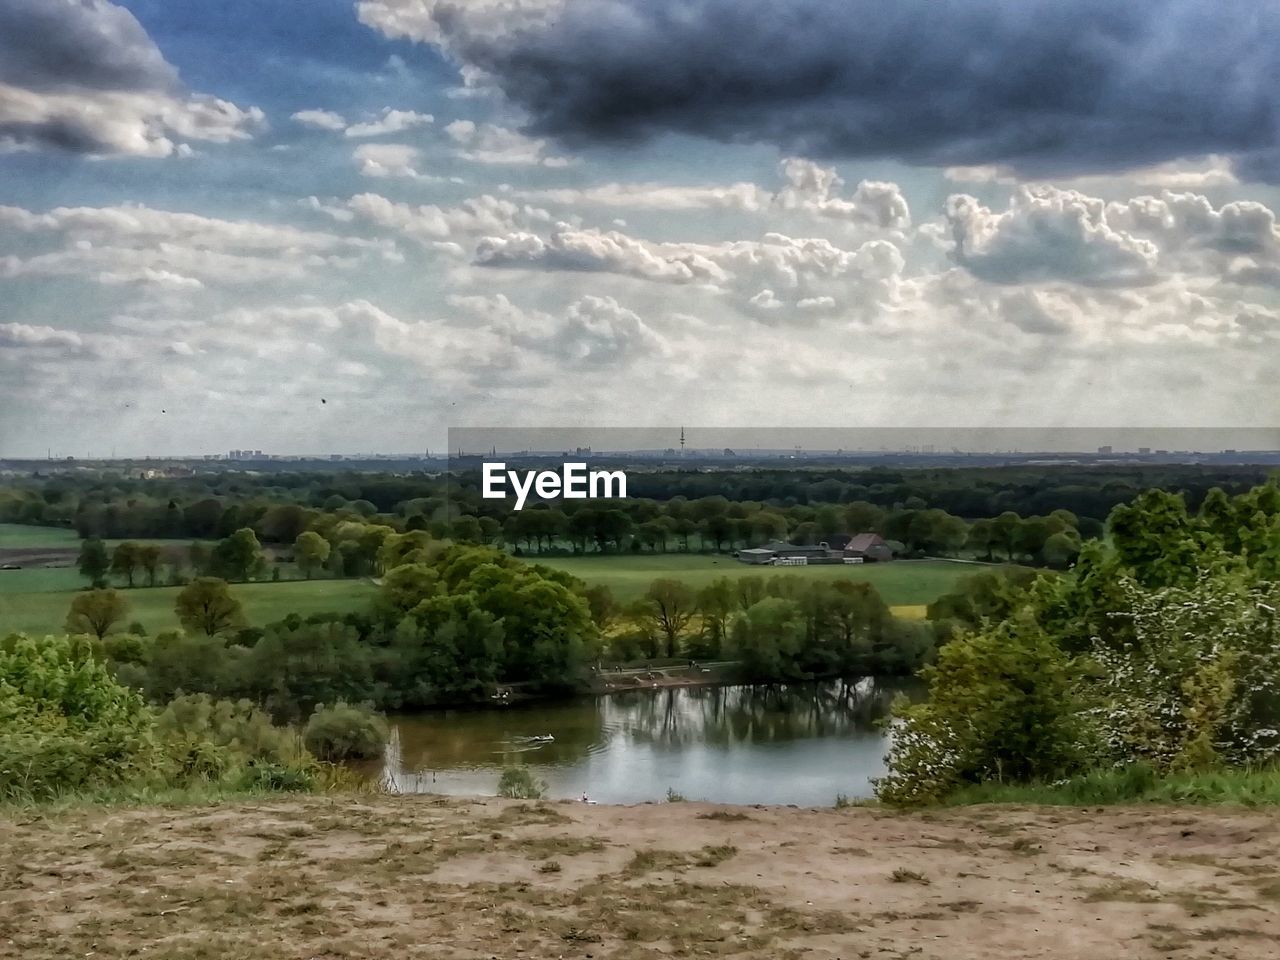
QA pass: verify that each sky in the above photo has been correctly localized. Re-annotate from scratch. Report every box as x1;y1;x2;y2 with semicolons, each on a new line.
1;0;1279;457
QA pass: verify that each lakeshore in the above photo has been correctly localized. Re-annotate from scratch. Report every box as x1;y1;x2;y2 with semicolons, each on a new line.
3;795;1278;959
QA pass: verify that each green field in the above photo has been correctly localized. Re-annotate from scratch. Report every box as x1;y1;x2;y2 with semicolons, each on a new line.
0;523;79;549
533;554;979;606
0;520;979;635
0;579;377;637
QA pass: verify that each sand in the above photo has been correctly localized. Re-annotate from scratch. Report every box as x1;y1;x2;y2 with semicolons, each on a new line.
1;796;1278;959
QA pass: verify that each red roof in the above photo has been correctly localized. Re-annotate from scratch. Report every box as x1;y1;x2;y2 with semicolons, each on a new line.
844;533;886;552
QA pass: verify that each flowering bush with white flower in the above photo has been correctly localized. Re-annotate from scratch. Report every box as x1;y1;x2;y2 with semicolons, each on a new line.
1090;575;1280;771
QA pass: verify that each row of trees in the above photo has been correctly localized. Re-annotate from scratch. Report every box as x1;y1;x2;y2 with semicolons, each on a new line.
12;461;1254;547
607;576;932;677
77;528;269;588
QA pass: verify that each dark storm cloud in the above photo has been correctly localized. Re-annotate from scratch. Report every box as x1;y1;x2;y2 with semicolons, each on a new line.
0;0;178;92
430;0;1280;180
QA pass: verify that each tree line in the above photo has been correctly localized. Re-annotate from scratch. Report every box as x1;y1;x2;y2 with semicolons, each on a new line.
3;463;1270;543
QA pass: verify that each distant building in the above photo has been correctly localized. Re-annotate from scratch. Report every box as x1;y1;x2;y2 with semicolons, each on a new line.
1097;445;1113;455
843;533;894;563
733;535;894;565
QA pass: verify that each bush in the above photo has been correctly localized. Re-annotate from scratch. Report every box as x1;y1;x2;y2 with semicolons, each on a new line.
0;635;163;800
497;766;547;799
156;693;317;786
302;701;388;761
875;612;1090;807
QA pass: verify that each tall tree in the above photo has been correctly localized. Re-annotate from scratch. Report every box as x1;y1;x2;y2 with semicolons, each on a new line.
643;579;697;658
65;589;130;640
109;542;142;588
175;578;245;637
77;537;109;587
294;531;331;580
210;528;266;582
137;545;164;587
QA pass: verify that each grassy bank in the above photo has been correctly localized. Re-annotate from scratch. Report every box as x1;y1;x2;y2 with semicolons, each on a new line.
946;765;1280;808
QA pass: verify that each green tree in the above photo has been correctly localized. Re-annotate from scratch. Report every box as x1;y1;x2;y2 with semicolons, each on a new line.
210;528;266;582
389;594;505;706
1042;530;1082;569
110;541;142;588
77;537;110;587
137;544;164;587
965;518;997;561
1108;490;1204;587
175;578;245;637
375;563;443;622
729;597;805;680
876;612;1088;806
65;589;130;640
992;511;1023;562
643;578;697;658
293;531;331;580
696;578;737;655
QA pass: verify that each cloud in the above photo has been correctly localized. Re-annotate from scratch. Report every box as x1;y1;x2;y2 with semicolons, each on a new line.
0;0;262;157
0;202;395;288
946;155;1241;191
473;220;906;319
946;188;1160;287
345;108;434;138
945;186;1280;289
444;119;573;166
292;106;434;138
504;159;908;227
475;224;729;284
346;192;551;242
292;109;347;132
774;159;910;229
362;0;1280;183
353;143;427;179
506;181;769;212
0;321;85;352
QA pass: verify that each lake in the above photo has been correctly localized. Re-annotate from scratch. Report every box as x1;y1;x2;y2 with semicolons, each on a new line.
372;678;916;806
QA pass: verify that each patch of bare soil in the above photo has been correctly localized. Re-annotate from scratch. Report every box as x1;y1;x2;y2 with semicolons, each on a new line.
1;797;1278;959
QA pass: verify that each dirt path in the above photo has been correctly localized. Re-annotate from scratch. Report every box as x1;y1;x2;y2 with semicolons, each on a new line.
2;797;1277;959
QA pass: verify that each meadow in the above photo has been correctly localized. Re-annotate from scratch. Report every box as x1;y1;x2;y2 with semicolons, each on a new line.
0;578;378;637
0;523;973;635
0;523;78;548
534;553;977;606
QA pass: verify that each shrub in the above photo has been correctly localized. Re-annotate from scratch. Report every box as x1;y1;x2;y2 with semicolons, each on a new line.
875;612;1090;806
156;693;316;786
0;635;163;800
1090;576;1280;771
497;766;547;799
302;701;388;761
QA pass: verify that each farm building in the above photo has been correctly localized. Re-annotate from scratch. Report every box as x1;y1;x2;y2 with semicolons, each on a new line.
733;534;896;565
844;533;894;562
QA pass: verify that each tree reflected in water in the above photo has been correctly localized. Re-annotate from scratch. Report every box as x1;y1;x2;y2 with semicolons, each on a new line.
374;679;920;805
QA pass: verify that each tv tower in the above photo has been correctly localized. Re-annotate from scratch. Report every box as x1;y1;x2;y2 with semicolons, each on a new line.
680;426;686;456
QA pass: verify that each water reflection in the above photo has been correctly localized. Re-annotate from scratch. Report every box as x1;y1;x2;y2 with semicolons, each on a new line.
374;679;916;806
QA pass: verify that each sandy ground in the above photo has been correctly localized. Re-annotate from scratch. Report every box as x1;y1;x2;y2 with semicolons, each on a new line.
1;796;1278;959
